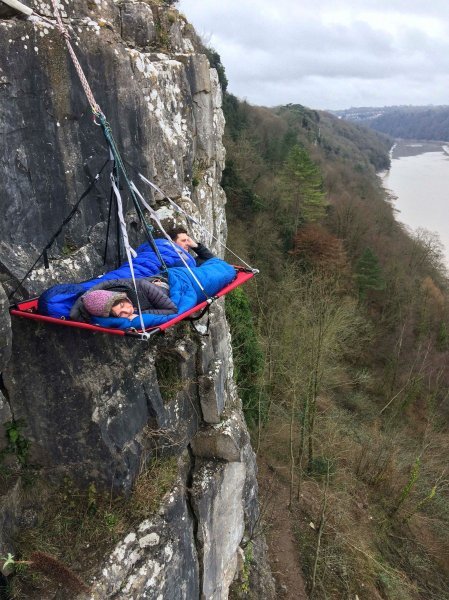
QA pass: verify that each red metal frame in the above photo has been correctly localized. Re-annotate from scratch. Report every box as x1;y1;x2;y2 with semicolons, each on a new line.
9;269;255;340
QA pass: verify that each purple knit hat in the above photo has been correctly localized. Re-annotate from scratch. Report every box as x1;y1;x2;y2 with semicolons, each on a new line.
81;290;129;317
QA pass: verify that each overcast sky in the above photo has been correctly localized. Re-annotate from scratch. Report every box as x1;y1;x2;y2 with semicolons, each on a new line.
177;0;449;110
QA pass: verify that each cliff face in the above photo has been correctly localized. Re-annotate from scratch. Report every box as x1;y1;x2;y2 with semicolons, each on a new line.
0;2;273;598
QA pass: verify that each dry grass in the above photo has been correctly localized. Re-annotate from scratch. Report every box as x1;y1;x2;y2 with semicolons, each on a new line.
257;402;449;599
131;456;178;518
8;456;178;598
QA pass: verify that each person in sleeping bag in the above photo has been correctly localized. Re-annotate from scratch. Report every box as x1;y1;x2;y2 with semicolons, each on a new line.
167;227;215;266
69;276;177;322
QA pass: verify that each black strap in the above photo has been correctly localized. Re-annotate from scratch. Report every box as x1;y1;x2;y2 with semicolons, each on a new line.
189;313;211;336
99;117;169;273
8;158;111;301
188;305;211;321
188;304;212;336
103;180;115;265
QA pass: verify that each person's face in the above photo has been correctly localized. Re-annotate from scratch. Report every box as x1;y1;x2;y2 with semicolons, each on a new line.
111;299;135;319
175;233;191;251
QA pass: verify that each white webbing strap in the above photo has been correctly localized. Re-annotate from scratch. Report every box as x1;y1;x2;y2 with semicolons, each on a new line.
130;182;209;298
4;0;57;28
139;174;202;227
138;173;256;272
110;176;146;332
2;0;33;15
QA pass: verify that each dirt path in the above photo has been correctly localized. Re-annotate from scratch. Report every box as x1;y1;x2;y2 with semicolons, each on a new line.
258;458;309;600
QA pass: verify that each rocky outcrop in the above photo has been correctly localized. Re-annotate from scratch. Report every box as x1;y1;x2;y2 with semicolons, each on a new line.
91;456;200;599
0;2;273;598
0;284;11;373
0;284;12;454
193;460;246;599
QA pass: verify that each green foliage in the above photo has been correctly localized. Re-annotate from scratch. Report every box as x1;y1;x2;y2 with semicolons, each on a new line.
221;159;262;217
241;541;253;594
222;93;250;141
308;456;336;477
1;420;30;469
204;47;228;93
87;482;97;515
279;145;328;245
355;247;385;301
225;287;265;425
1;553;15;570
376;570;414;600
272;267;368;471
131;456;178;518
154;18;171;51
223;89;449;599
391;456;421;516
61;236;78;256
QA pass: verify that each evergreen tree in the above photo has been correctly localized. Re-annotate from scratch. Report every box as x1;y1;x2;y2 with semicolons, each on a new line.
279;145;328;245
355;247;385;301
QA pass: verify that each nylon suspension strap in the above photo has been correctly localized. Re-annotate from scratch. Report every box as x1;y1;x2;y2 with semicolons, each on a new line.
109;175;146;333
138;174;259;274
130;182;212;301
1;0;33;15
8;157;111;301
97;115;168;273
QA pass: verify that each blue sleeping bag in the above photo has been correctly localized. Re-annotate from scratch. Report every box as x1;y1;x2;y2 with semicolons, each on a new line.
38;239;196;319
85;239;196;288
92;259;236;330
38;249;236;329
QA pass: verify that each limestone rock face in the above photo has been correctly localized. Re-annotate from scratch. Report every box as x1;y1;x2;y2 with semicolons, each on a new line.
0;391;11;455
0;3;272;598
120;2;156;49
91;464;199;600
3;323;204;489
191;408;250;462
192;460;246;600
0;284;11;374
0;284;12;455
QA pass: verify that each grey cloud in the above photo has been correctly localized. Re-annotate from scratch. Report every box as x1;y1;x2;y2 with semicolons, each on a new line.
178;0;449;109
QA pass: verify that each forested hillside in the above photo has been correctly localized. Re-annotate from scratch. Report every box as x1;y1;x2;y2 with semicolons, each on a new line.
217;62;449;599
334;105;449;141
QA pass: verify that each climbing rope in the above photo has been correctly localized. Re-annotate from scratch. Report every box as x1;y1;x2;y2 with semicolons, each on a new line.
50;0;102;116
9;0;257;280
47;0;172;329
48;0;166;273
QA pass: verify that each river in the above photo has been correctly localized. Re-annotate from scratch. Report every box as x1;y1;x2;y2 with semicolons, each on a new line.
381;140;449;266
